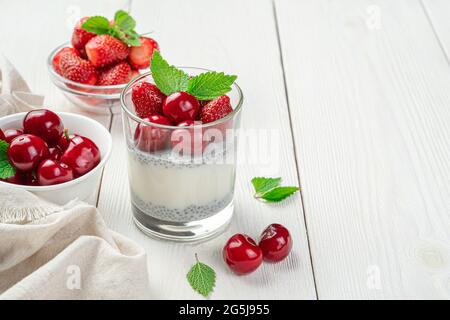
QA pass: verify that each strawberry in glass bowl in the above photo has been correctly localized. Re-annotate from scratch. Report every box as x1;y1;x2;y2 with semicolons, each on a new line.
47;10;159;114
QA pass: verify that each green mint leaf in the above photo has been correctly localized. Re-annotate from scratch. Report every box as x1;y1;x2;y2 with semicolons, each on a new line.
187;254;216;298
114;10;136;30
0;140;8;153
150;51;189;95
251;177;282;197
187;72;237;100
260;186;299;202
110;25;141;46
0;141;15;179
82;16;111;35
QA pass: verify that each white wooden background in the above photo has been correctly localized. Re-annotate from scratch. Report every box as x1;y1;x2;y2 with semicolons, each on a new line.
1;0;449;299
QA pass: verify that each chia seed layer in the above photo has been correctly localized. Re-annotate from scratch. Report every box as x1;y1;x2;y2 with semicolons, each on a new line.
131;190;233;222
127;139;234;169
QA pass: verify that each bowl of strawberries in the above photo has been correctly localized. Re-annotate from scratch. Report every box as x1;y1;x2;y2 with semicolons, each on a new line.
47;10;159;114
0;109;112;205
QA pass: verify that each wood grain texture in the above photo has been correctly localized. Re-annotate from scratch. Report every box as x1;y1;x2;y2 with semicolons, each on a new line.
422;0;450;60
275;0;450;299
96;0;317;299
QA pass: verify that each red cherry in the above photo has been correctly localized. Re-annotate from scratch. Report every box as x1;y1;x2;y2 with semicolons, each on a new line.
57;130;74;151
23;109;64;146
162;92;200;123
1;171;35;185
134;115;173;152
170;120;207;156
0;129;5;140
8;134;49;172
37;159;74;186
223;234;263;275
48;146;63;160
258;224;293;262
3;129;24;143
60;135;100;177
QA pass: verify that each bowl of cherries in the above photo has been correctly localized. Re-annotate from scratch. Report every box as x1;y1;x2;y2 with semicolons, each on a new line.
0;109;112;205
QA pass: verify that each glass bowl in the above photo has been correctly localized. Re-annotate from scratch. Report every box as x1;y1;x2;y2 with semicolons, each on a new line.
120;69;243;242
47;42;137;114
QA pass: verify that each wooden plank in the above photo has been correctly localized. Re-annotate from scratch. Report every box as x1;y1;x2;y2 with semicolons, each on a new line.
275;0;450;299
97;0;317;299
422;0;450;60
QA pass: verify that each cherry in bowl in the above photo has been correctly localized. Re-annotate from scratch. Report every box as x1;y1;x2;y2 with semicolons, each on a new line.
162;92;200;123
23;109;64;146
8;134;49;172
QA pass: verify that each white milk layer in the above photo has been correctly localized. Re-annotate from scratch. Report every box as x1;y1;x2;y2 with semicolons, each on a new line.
127;149;235;210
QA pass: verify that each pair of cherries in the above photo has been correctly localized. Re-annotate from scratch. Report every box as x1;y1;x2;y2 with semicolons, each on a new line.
223;224;293;275
2;109;100;186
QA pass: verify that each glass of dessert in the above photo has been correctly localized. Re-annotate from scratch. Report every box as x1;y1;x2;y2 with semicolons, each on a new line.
120;52;243;241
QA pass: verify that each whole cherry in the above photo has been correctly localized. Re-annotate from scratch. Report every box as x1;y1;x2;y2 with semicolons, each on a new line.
258;224;293;262
37;159;74;186
223;234;263;275
23;109;64;146
48;146;63;160
8;134;49;172
134;114;173;152
1;171;35;185
162;92;200;123
3;129;24;143
60;135;100;177
170;120;207;156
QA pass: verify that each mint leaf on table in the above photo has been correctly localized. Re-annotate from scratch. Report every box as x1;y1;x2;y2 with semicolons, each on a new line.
187;72;237;100
187;254;216;298
150;51;190;95
0;140;15;179
252;177;299;202
252;177;282;197
82;16;111;35
259;186;299;202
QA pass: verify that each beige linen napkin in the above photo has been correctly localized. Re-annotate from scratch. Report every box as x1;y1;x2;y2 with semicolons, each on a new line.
0;54;44;116
0;187;151;300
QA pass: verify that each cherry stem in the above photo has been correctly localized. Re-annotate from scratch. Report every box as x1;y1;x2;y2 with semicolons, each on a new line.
63;128;70;141
195;253;199;263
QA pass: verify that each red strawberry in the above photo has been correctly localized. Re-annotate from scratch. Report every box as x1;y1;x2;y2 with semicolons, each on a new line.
128;37;159;70
97;61;132;85
52;47;79;75
131;82;165;118
59;53;98;85
129;69;140;81
85;35;130;68
71;17;96;58
200;95;233;123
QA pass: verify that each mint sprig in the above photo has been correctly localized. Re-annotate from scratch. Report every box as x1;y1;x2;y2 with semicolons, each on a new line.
150;51;189;95
252;177;299;202
187;254;216;298
0;140;16;179
82;10;141;46
149;51;237;100
187;72;237;100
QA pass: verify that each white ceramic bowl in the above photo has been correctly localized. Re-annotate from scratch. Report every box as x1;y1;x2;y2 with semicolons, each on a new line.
0;112;112;205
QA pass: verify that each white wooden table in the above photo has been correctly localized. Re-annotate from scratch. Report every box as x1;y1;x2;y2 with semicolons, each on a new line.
1;0;450;299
